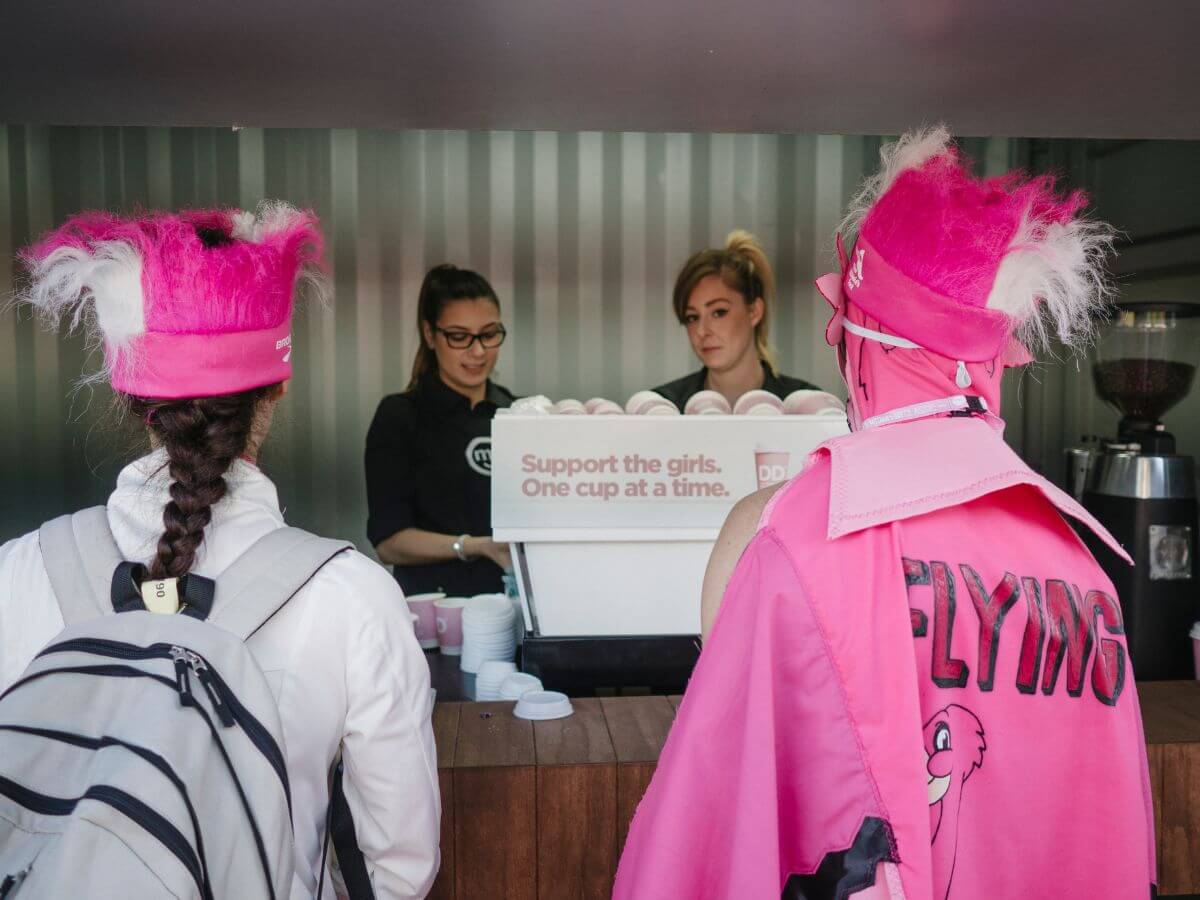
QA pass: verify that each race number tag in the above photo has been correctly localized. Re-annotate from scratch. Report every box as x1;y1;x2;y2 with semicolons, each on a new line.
142;577;181;614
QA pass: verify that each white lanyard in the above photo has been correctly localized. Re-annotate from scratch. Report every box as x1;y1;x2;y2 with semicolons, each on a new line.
842;318;975;389
860;394;988;430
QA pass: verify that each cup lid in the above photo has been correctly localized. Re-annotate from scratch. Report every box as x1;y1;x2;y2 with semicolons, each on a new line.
499;672;543;698
513;690;574;720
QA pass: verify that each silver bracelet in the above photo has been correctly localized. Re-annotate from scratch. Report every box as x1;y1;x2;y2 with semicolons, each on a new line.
452;534;471;562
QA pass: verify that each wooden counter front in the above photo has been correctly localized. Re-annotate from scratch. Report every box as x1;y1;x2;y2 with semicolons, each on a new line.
428;684;1200;898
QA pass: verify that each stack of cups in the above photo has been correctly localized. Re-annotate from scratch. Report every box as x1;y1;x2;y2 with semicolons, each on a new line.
552;398;587;415
783;389;846;416
460;593;517;674
585;397;624;415
625;391;680;416
475;660;519;700
733;389;784;416
684;390;732;416
406;592;444;650
434;597;471;656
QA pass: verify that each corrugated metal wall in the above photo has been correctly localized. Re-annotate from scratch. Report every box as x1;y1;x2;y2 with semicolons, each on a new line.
2;125;1024;548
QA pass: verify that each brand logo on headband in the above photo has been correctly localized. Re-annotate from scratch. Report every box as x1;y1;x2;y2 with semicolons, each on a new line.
847;247;866;290
276;335;292;363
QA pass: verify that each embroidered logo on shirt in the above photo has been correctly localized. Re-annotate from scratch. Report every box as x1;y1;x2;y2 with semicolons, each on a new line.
466;436;492;476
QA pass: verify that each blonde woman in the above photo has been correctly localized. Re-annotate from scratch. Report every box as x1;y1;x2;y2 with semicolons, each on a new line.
654;230;819;408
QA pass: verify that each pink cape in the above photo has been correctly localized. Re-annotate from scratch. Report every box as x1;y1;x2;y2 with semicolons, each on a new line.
613;417;1155;900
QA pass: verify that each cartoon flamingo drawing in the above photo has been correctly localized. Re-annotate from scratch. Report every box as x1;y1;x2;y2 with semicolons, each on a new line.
924;704;986;900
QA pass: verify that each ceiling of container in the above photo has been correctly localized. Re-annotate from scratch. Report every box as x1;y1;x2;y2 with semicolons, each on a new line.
1;0;1196;138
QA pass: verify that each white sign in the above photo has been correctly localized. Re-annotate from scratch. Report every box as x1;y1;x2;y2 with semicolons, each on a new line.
491;413;848;539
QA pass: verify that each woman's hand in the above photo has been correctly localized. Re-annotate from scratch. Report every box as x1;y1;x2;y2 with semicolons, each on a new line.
469;537;512;572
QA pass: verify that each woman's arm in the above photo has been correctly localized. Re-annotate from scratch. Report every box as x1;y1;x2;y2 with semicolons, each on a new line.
375;527;510;571
699;483;784;642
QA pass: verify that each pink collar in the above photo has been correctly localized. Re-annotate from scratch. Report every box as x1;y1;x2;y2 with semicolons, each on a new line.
811;416;1131;563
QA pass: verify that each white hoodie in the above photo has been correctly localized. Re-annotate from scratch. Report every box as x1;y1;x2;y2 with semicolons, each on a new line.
0;450;440;899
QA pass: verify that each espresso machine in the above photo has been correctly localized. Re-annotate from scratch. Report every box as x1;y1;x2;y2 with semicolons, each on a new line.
1074;302;1199;680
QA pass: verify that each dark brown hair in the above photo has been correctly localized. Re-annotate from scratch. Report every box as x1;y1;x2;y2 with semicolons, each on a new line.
671;230;778;374
407;263;501;391
125;385;276;579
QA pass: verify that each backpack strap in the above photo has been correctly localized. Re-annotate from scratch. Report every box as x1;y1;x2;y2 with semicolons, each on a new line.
38;506;123;626
207;527;352;641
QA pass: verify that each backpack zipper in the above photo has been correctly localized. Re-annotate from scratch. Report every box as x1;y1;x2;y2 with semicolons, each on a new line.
168;647;234;727
36;638;288;808
0;865;31;899
0;775;204;897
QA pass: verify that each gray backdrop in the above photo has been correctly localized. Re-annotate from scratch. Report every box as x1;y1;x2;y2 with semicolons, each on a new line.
2;126;1197;551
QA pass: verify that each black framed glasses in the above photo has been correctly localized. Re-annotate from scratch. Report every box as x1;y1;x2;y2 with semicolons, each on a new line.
434;324;507;349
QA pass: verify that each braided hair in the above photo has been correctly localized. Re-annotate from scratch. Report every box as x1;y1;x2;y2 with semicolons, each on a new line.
125;385;276;579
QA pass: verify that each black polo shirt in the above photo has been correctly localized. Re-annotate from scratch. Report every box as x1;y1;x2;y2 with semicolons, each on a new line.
653;363;821;410
364;373;515;597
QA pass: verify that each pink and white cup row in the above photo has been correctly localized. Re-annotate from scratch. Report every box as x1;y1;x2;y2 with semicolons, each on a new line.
516;388;844;418
686;388;845;416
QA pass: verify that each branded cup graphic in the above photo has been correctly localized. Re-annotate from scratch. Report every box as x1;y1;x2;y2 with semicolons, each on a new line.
754;447;790;489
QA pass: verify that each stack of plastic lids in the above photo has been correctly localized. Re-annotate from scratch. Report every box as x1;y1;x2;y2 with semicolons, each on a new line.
474;660;518;700
460;593;517;674
498;672;543;701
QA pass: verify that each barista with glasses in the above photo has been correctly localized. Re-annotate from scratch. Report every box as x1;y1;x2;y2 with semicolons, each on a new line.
365;264;515;597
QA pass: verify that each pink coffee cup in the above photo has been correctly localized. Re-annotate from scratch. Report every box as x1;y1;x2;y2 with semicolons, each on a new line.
406;592;444;649
435;597;471;655
754;448;790;490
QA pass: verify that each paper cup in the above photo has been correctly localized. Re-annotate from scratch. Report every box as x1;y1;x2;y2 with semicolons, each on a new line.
641;403;680;416
625;390;664;415
744;403;783;416
754;447;790;490
684;390;732;416
553;398;587;415
1191;622;1200;680
435;597;471;655
783;389;846;415
733;389;783;415
511;394;555;415
406;592;444;650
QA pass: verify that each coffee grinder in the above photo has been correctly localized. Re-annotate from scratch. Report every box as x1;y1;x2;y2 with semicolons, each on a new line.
1079;302;1199;681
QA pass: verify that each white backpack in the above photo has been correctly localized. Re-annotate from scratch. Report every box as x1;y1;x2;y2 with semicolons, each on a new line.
0;507;350;899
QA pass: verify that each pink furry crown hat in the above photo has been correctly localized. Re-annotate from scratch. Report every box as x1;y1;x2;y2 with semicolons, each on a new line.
20;202;326;399
818;126;1114;363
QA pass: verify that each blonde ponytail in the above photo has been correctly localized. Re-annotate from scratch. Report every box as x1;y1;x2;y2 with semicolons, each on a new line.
722;230;778;374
